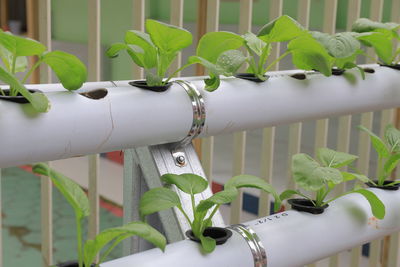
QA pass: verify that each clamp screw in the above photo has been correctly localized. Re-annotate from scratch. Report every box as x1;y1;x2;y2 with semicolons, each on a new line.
176;155;186;165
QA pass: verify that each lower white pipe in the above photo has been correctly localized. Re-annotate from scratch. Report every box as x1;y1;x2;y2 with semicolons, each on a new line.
101;188;400;267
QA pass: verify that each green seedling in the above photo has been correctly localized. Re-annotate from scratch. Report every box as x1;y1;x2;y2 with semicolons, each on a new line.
358;124;400;187
32;163;166;267
280;148;385;219
0;30;87;113
106;19;192;87
245;15;333;78
139;173;280;253
352;18;400;66
311;31;366;78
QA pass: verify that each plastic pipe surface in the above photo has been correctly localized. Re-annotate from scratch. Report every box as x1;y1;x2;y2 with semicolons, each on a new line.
101;188;400;267
1;65;399;167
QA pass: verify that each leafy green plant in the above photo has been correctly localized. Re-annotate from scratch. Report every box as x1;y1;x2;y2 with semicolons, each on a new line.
32;163;166;267
311;31;366;78
187;31;247;91
0;30;87;113
241;15;333;78
280;148;385;219
358;124;400;187
139;173;280;253
352;18;400;66
106;19;192;87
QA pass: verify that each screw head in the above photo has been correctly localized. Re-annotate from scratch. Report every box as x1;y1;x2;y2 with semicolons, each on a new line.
176;155;186;165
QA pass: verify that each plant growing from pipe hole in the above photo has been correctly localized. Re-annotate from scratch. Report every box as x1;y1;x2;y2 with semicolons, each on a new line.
0;30;87;112
352;18;400;67
280;148;385;219
139;173;281;253
358;124;400;188
32;163;166;267
311;31;366;78
240;15;333;80
106;19;192;88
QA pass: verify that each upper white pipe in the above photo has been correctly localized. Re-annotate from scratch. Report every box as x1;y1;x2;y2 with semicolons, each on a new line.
1;65;399;167
102;188;400;267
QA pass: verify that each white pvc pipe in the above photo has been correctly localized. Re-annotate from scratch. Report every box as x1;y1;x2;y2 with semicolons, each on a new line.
101;188;400;267
1;65;399;167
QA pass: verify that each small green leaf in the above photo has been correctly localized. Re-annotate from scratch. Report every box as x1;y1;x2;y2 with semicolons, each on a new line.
196;188;239;213
161;173;208;195
225;174;281;211
288;35;333;76
352;189;385;220
352;18;400;33
204;74;221;92
216;50;246;76
41;51;87;90
105;43;129;58
384;124;400;152
0;45;27;72
311;31;360;59
0;30;46;56
199;235;216;253
383;154;400;177
356;32;393;65
243;32;266;56
0;65;50;112
188;56;222;91
146;19;192;54
317;147;358;168
83;221;166;266
197;31;244;64
358;125;389;158
257;15;305;43
341;172;370;183
279;189;300;201
139;187;180;220
292;153;323;191
125;30;157;68
311;167;343;185
32;163;90;219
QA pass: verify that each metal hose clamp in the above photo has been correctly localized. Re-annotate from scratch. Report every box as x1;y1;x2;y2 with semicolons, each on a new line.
229;224;267;267
171;80;205;166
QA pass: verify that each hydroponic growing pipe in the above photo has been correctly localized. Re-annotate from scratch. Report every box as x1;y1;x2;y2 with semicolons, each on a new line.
101;188;400;267
0;65;399;167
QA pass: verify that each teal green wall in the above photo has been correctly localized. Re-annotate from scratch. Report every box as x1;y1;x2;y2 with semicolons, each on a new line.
51;0;396;81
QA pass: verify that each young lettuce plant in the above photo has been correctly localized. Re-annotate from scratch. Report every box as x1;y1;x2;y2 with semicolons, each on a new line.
311;31;366;78
358;124;400;188
280;148;385;219
0;30;87;112
352;18;400;67
32;163;166;267
139;173;281;253
250;15;333;77
187;31;247;91
106;19;192;87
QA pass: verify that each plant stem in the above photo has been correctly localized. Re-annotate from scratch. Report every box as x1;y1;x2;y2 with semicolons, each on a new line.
10;54;17;96
98;235;127;266
377;156;385;186
190;194;196;217
164;63;193;84
22;60;41;84
76;216;83;267
264;51;290;73
177;205;192;227
0;87;5;96
205;204;220;222
258;43;270;75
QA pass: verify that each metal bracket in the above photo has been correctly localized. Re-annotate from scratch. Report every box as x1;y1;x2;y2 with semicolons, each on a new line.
229;224;267;267
170;80;205;167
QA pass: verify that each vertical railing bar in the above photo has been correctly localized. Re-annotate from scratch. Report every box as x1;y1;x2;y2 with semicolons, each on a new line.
200;0;219;185
39;0;52;266
258;0;282;218
170;0;184;76
0;0;8;29
312;1;337;267
132;0;145;79
329;2;361;266
229;0;252;224
286;0;310;192
26;0;40;84
364;2;385;266
87;0;101;250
